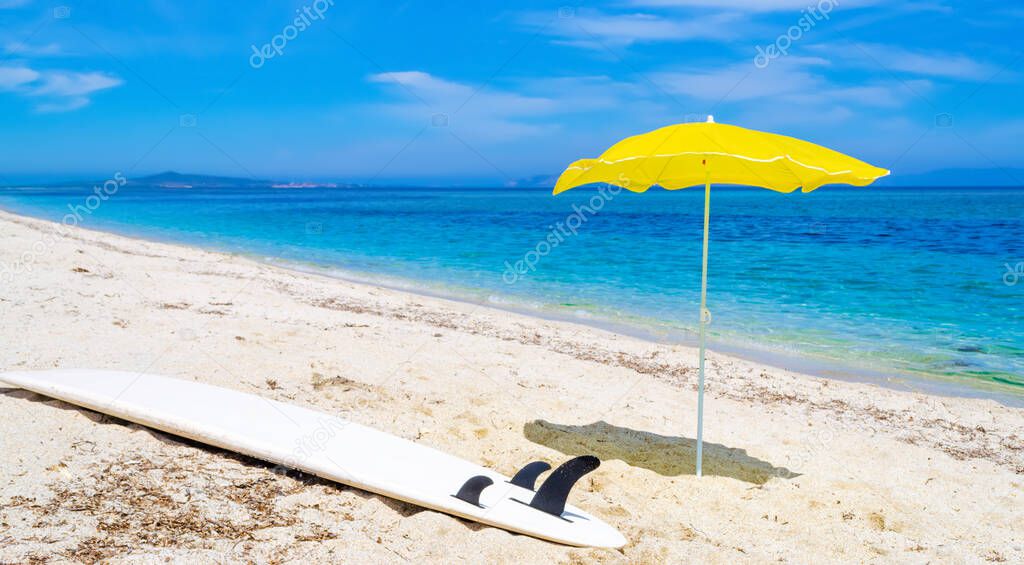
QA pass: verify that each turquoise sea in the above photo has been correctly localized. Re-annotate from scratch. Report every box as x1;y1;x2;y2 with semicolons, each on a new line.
2;184;1022;400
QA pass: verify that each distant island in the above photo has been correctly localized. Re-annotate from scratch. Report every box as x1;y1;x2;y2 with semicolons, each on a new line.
126;172;347;189
12;171;354;190
128;171;274;189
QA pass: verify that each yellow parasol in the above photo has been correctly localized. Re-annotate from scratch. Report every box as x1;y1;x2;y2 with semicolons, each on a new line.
553;116;889;477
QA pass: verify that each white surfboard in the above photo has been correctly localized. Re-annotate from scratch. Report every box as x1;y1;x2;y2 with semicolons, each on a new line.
0;370;625;548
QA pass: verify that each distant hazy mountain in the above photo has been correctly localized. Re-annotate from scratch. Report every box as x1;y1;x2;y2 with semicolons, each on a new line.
509;167;1024;189
32;171;350;189
505;173;561;188
126;171;273;188
876;167;1024;187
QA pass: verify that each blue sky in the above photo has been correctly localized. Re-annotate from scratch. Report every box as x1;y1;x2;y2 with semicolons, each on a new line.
0;0;1021;185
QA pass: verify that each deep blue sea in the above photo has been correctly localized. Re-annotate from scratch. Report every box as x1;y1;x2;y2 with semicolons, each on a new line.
2;184;1022;398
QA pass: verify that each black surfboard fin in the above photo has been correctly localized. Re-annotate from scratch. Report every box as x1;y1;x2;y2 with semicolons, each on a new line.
452;475;493;508
508;461;551;491
528;455;600;517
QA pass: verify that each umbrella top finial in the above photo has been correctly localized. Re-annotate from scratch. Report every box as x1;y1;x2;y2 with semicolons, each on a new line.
706;115;715;123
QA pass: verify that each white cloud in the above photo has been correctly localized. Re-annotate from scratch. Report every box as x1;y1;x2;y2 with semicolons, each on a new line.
817;42;1002;80
32;70;122;97
370;71;466;100
370;71;557;116
630;0;950;12
3;41;61;56
0;65;122;112
357;67;915;180
370;71;641;118
35;97;90;113
651;56;920;116
355;70;667;179
0;65;39;89
630;0;887;11
521;9;747;49
367;71;550;140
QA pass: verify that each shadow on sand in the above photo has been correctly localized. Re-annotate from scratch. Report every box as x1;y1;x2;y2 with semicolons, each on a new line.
524;419;798;484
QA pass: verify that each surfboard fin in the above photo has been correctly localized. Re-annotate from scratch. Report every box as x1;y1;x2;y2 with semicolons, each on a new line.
528;455;600;517
452;475;493;508
508;461;551;491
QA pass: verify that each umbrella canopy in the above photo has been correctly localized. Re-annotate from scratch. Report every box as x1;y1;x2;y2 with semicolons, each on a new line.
555;117;888;194
553;116;889;477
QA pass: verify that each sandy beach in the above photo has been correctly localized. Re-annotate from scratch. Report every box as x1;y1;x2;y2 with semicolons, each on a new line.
0;209;1021;563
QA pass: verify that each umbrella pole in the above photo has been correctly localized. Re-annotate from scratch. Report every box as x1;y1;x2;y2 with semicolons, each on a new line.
696;171;711;478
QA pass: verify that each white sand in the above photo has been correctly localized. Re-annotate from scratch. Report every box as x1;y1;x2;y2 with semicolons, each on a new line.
1;210;1022;563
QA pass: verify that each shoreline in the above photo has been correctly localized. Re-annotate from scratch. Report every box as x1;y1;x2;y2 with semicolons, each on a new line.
3;205;1020;407
275;258;1024;408
1;208;1022;562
